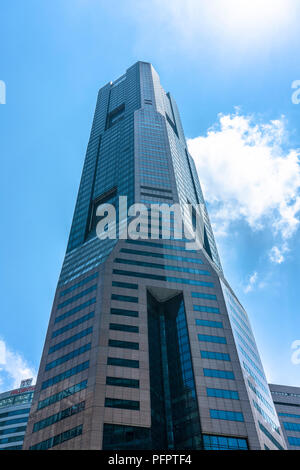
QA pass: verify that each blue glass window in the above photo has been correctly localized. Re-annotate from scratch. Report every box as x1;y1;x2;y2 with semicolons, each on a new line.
113;269;214;287
105;398;140;410
288;436;300;446
258;422;284;450
114;258;210;276
0;416;28;427
110;307;138;318
37;381;87;410
48;327;93;354
191;292;217;300
198;334;226;344
206;388;239;400
57;285;97;309
112;281;138;290
196;319;223;328
106;377;139;388
284;421;300;432
0;408;30;419
279;412;300;419
194;305;220;314
45;343;91;371
30;425;83;450
204;369;235;380
55;298;96;324
33;402;85;432
41;361;89;390
108;339;139;350
111;294;138;303
107;357;139;368
200;351;230;361
60;272;98;296
0;426;27;436
210;409;244;422
203;434;248;450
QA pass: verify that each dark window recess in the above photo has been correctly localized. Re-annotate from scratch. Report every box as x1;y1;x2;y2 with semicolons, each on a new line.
108;339;139;350
203;225;213;260
110;308;139;318
85;186;117;238
109;323;139;333
141;193;174;201
147;291;203;449
166;113;178;136
102;424;151;450
105;398;140;410
140;186;172;194
107;357;139;368
106;104;125;129
106;377;139;388
165;93;178;137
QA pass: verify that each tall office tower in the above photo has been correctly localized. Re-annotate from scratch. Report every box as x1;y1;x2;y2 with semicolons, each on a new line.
23;62;286;451
269;383;300;449
0;379;35;450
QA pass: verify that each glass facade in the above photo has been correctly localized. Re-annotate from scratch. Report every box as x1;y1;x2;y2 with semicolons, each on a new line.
146;292;202;449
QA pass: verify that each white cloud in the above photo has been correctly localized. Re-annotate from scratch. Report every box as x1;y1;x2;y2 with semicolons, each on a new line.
187;112;300;263
269;244;289;264
0;339;36;392
244;271;258;293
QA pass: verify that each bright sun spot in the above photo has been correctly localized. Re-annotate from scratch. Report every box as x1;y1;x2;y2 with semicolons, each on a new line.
211;0;295;40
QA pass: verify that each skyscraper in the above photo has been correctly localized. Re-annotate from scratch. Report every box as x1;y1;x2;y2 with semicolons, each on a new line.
23;62;286;450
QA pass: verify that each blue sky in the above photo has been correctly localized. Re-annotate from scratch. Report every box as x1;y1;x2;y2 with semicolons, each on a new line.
0;0;299;391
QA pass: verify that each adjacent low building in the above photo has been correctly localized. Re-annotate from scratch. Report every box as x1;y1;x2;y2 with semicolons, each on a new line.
0;379;35;450
270;383;300;450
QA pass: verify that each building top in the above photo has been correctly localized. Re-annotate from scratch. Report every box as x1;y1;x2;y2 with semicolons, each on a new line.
269;383;300;402
0;379;35;408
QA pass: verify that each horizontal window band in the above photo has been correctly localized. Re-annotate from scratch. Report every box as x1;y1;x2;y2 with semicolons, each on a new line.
140;193;174;201
106;377;139;388
198;334;226;344
204;368;235;380
112;269;214;287
109;323;139;333
110;308;139;318
107;357;139;368
41;361;90;390
52;312;95;338
57;285;97;310
45;343;91;371
111;293;138;303
200;350;231;361
112;281;138;290
120;248;203;265
33;402;85;432
59;272;98;297
108;339;139;350
55;298;96;324
114;258;211;276
105;398;140;410
29;425;83;450
196;319;223;328
48;327;93;354
37;380;88;410
206;388;239;400
140;185;172;193
126;239;197;253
